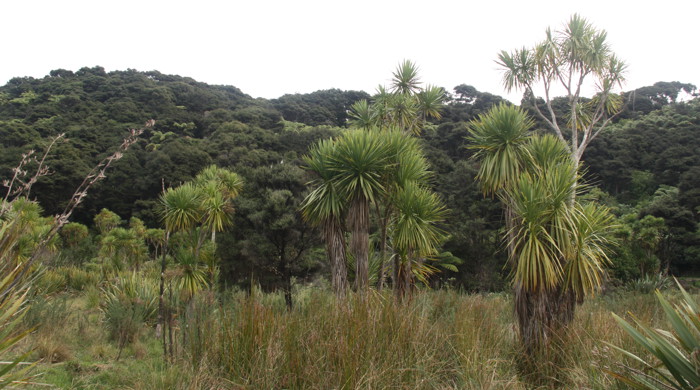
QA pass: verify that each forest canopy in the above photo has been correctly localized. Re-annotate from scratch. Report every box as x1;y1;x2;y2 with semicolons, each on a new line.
1;67;698;292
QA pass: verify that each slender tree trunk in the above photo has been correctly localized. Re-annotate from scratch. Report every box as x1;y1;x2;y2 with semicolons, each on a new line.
194;229;207;260
168;281;174;362
393;250;400;293
280;251;293;310
395;256;412;301
158;232;170;363
348;195;370;292
324;218;348;299
376;204;390;291
377;229;388;290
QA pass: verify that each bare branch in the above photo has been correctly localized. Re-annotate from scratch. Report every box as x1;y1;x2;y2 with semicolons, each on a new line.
2;134;66;209
500;15;625;168
532;81;569;150
0;121;153;302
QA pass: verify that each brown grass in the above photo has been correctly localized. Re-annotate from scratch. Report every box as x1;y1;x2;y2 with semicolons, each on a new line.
21;284;677;389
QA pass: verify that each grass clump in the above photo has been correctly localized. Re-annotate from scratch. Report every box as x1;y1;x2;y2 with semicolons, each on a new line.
101;272;159;359
175;289;518;388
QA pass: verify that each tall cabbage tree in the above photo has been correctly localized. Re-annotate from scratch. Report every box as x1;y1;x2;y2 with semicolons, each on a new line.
497;14;626;167
377;130;431;289
328;129;390;292
194;165;243;243
158;166;242;360
391;182;447;299
160;166;242;291
301;139;349;298
468;105;615;354
349;60;445;136
160;182;205;305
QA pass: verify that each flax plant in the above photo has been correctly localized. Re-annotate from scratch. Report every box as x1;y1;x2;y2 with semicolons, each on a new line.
609;282;700;389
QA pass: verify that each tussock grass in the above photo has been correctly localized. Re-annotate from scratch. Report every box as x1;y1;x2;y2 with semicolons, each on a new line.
169;288;669;389
21;285;681;389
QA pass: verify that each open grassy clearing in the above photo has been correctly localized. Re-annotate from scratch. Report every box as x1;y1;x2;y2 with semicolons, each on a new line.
14;271;678;389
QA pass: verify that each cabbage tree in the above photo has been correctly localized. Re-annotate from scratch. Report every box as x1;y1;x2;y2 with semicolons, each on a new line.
497;14;626;167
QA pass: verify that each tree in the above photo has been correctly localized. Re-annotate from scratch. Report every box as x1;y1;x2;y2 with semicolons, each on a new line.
59;222;88;248
271;89;370;127
497;14;626;167
329;129;390;292
512;137;614;354
346;61;446;292
376;130;433;290
159;182;203;316
391;182;447;299
468;103;533;263
349;60;445;136
144;228;166;260
448;84;506;120
625;81;697;116
223;163;320;309
193;165;243;244
98;226;148;271
160;165;243;291
301;139;349;298
159;165;242;359
94;208;121;236
468;105;615;354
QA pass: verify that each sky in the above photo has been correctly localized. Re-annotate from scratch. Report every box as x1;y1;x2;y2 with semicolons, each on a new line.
2;0;698;103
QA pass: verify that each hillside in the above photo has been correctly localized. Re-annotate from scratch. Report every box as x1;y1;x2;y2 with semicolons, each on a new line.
1;67;699;290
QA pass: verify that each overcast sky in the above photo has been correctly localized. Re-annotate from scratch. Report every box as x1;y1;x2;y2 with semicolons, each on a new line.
2;0;698;102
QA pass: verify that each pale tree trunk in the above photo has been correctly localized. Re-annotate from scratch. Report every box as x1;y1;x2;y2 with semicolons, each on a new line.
504;205;516;260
